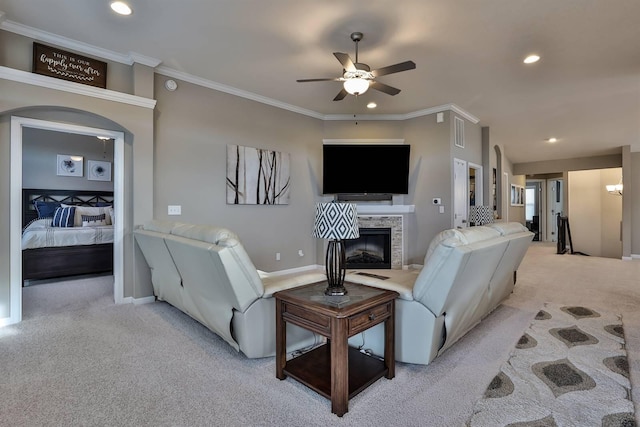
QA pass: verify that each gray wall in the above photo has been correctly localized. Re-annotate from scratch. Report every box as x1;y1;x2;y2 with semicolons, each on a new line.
0;73;155;320
632;153;640;255
513;154;622;176
153;75;324;272
0;30;134;94
320;112;484;265
513;150;636;257
568;168;622;258
403;112;456;264
22;128;114;191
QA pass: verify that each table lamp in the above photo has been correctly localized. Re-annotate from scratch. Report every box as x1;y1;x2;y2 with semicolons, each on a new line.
312;202;360;296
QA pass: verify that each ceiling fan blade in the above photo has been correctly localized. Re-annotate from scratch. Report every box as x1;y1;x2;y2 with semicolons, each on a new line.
333;88;348;101
334;52;356;72
296;78;341;82
371;60;416;77
370;81;401;96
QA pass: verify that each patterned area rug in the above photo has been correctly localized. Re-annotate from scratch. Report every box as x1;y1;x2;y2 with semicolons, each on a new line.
468;303;636;426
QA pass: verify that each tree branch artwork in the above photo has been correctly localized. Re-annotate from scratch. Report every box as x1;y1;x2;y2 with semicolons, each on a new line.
226;145;291;205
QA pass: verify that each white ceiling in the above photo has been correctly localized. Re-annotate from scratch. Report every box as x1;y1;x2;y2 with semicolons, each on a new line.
1;0;639;165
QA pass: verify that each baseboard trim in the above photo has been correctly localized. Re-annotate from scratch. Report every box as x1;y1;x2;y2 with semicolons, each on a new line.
0;315;19;327
121;295;156;305
406;263;424;270
265;264;324;277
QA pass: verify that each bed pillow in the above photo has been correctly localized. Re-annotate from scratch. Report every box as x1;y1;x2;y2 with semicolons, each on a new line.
33;200;61;218
62;204;112;226
82;213;107;227
52;206;76;228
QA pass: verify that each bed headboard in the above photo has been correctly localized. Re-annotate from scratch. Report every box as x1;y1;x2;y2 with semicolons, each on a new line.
23;188;114;227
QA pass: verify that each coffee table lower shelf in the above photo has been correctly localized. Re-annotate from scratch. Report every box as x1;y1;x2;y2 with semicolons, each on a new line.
283;344;388;399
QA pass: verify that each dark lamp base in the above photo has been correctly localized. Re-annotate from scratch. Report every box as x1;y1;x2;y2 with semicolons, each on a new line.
324;285;348;296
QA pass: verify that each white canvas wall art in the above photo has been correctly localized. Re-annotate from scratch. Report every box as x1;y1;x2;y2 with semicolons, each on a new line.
226;145;290;205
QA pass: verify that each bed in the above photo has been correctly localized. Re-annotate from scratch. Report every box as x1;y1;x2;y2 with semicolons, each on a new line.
22;188;115;282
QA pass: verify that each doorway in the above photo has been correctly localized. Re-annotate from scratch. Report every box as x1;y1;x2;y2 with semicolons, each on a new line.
9;117;125;325
468;162;483;208
525;181;543;241
453;158;468;228
547;179;564;242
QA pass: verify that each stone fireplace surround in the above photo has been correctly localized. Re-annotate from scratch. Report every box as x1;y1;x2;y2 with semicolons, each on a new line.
355;215;403;269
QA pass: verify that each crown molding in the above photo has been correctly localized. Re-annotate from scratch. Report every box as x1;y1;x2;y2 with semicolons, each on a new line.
155;66;325;120
2;19;131;64
129;52;162;68
324;113;406;121
0;16;478;123
322;139;405;144
0;66;157;109
323;103;479;123
0;18;161;67
404;103;480;124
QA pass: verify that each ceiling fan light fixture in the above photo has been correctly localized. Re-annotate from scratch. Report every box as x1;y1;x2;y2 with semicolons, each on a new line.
343;78;369;95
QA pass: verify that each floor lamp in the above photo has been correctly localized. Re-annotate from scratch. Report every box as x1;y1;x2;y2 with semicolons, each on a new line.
312;202;359;296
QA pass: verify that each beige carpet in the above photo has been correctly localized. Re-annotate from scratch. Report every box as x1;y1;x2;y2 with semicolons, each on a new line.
2;242;640;426
468;302;634;426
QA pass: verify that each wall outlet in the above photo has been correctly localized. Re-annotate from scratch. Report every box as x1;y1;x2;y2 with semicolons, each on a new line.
432;198;442;205
276;252;281;261
298;250;304;257
168;205;181;215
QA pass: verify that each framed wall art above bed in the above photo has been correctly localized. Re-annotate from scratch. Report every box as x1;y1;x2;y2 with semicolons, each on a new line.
56;154;83;177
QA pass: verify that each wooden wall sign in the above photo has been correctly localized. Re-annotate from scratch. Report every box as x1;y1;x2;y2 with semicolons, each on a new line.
32;42;107;88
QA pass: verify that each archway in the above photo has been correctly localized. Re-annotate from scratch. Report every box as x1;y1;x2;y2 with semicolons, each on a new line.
9;114;125;324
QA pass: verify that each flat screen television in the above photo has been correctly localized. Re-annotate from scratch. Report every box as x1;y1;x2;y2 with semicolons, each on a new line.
322;144;410;195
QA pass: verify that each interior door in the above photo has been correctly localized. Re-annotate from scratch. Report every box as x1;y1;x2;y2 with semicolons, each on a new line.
453;158;468;228
525;181;543;241
547;179;563;241
502;173;509;221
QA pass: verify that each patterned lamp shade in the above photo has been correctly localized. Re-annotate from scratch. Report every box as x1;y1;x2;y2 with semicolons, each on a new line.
469;205;494;226
312;202;359;240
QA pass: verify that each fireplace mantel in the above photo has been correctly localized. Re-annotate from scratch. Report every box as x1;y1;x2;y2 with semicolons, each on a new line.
355;204;415;215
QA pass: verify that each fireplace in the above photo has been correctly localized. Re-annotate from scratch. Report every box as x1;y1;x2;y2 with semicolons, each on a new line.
345;228;391;269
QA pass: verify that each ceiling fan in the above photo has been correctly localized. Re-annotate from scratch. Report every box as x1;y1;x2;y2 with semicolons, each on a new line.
297;32;416;101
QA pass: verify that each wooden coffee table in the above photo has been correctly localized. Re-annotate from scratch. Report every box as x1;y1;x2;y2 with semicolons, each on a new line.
275;281;398;417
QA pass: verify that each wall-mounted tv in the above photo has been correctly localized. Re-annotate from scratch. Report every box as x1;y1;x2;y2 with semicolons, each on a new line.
322;144;410;195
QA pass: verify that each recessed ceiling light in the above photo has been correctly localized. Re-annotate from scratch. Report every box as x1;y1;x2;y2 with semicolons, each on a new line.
524;54;540;64
110;1;132;15
367;102;377;109
546;137;558;143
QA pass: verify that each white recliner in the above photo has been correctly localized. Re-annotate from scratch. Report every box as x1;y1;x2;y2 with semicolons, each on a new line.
344;222;533;365
134;220;326;358
134;220;533;365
